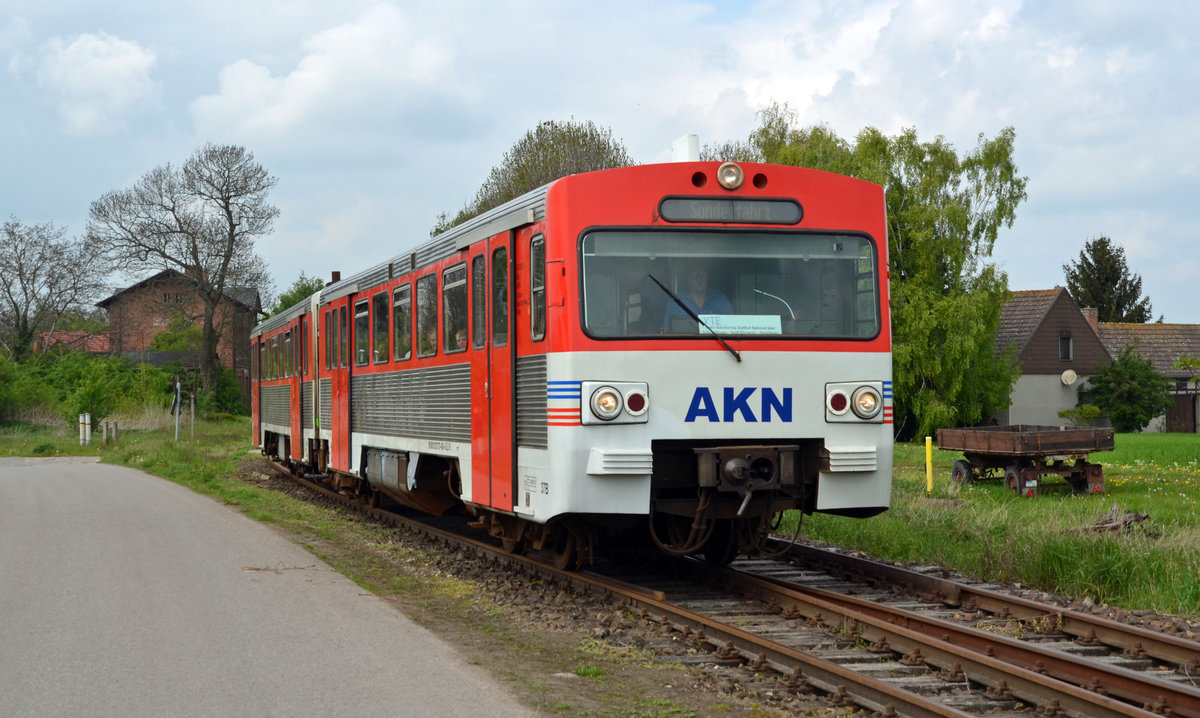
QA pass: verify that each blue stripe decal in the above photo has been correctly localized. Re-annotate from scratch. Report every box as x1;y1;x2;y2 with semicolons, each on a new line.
882;381;893;399
547;380;582;399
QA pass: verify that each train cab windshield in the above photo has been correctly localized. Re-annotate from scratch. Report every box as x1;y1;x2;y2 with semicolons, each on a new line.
581;230;880;339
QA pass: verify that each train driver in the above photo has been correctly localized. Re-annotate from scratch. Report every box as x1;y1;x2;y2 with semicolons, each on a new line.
662;260;732;329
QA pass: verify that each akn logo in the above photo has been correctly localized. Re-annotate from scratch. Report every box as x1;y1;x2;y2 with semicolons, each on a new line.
684;387;792;423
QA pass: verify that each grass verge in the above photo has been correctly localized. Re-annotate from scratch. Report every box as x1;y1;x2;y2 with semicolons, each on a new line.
797;433;1200;617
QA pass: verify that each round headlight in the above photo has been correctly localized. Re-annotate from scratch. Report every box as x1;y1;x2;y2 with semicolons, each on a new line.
827;391;849;415
716;162;744;190
851;386;882;419
590;387;623;421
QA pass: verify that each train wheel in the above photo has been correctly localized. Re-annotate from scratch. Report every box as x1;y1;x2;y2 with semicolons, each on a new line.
497;516;526;554
701;521;739;567
551;531;579;570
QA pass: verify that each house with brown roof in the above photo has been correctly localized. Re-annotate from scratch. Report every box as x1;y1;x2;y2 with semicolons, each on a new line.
997;288;1200;433
1096;322;1200;432
34;329;112;354
995;288;1112;426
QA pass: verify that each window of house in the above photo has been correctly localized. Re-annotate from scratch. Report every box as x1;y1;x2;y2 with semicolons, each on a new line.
393;285;411;361
416;274;437;357
443;264;468;353
530;235;546;341
1059;334;1073;361
354;300;369;366
372;292;389;364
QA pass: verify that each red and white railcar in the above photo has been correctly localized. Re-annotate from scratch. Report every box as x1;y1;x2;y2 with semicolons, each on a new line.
252;161;893;566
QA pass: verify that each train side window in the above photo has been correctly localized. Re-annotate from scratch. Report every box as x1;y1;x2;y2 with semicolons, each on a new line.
299;321;306;376
324;311;332;371
530;235;546;341
339;305;348;368
257;341;264;381
471;256;486;349
492;247;508;347
443;264;467;353
372;292;389;364
393;284;411;361
284;330;292;377
416;274;437;357
354;300;369;366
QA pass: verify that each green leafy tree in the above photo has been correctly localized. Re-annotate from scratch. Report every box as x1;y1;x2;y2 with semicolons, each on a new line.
1173;355;1200;390
432;119;634;235
732;104;1027;437
1062;236;1154;322
269;271;325;317
148;313;203;351
1079;345;1172;432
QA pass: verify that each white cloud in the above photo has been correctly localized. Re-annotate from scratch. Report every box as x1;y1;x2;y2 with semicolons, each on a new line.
189;4;454;139
35;32;160;135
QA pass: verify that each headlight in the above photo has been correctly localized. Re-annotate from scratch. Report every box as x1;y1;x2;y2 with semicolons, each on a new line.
590;386;623;421
851;386;882;419
717;162;744;190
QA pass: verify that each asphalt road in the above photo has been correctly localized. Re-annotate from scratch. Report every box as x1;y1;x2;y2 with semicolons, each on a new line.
0;457;532;717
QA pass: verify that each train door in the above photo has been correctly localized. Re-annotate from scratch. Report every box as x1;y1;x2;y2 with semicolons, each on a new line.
470;236;514;511
328;299;351;472
288;322;303;461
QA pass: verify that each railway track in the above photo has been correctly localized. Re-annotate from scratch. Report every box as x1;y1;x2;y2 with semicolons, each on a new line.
270;463;1200;717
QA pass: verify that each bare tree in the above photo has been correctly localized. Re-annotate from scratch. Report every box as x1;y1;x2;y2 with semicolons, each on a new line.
88;143;278;393
0;217;111;361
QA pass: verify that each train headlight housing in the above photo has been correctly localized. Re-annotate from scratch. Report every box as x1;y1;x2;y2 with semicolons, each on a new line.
851;386;882;419
825;381;886;424
581;381;650;425
590;386;622;421
717;162;744;190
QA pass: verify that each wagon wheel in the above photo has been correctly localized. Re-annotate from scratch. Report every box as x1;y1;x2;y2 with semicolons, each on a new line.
1004;465;1022;494
951;460;975;485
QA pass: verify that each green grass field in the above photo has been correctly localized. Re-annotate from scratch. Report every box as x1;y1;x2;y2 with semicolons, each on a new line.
5;418;1198;618
798;433;1200;617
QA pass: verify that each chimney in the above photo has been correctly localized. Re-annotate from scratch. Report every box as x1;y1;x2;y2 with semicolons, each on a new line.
1081;307;1099;332
328;271;341;287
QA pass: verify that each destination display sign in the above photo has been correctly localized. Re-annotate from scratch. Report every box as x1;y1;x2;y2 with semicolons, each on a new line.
659;197;803;224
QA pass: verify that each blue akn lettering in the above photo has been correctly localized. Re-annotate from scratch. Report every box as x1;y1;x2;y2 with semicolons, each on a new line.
684;387;792;422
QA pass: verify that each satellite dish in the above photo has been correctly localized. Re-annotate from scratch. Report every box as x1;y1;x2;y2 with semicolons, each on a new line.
1061;369;1078;386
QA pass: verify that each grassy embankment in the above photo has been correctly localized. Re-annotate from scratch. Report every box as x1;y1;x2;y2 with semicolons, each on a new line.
798;433;1200;617
4;418;1198;618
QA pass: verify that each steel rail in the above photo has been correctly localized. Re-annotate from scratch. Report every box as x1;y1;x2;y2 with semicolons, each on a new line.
723;565;1199;718
782;541;1200;671
272;467;968;717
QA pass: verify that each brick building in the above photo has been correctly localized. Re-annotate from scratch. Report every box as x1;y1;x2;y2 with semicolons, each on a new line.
97;269;261;397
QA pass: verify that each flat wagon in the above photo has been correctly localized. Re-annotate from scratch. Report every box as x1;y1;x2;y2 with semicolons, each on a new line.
936;425;1114;496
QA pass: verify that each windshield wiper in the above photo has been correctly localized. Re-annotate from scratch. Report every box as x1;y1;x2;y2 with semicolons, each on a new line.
647;274;741;363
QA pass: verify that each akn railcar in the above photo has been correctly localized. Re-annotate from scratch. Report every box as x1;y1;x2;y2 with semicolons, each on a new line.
252;161;892;567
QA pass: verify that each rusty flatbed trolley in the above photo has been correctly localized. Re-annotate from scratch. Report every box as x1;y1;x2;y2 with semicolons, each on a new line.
936;425;1114;496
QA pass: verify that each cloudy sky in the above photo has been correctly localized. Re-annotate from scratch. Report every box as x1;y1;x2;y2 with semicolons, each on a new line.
2;1;1196;322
